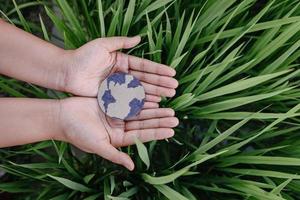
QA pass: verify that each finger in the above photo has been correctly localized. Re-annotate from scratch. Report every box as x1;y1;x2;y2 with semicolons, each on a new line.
142;82;176;97
130;70;179;89
125;117;179;131
98;36;141;52
126;108;175;121
143;102;159;109
145;94;161;102
123;53;176;76
95;143;134;171
120;128;175;147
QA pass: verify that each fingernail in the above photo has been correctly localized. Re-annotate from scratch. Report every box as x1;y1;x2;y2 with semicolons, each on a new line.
174;118;179;127
166;129;175;137
171;89;176;97
132;35;141;41
169;109;175;116
127;162;134;171
171;68;177;76
174;80;179;88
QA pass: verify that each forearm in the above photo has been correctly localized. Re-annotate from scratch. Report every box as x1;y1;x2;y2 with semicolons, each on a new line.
0;19;68;91
0;98;63;147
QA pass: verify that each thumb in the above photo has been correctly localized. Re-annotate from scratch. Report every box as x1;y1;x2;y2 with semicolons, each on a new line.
99;36;141;52
95;143;135;171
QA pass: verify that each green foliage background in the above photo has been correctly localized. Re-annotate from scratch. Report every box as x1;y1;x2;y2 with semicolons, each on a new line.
1;0;300;199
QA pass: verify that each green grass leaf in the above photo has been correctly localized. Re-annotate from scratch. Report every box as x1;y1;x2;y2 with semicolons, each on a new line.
194;44;242;95
196;70;291;101
39;14;49;41
0;81;26;97
12;0;31;32
188;118;250;159
197;17;300;44
45;6;81;47
134;0;173;23
142;151;226;185
270;178;292;195
154;184;189;200
121;0;135;36
47;174;93;192
227;182;284;200
195;88;292;115
97;0;106;37
134;137;150;169
108;3;122;36
219;156;300;167
222;168;300;179
56;0;85;42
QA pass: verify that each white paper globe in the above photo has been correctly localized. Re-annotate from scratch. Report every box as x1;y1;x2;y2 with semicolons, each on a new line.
97;72;145;120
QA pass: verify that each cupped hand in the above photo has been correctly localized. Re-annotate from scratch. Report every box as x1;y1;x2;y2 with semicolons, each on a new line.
63;36;178;100
58;36;179;170
59;97;179;171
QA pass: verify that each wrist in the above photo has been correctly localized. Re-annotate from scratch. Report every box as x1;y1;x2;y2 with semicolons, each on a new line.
48;98;67;142
50;97;79;143
52;49;74;93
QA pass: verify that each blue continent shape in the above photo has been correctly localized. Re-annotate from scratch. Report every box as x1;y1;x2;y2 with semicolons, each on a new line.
125;98;145;119
107;72;126;88
127;77;142;88
102;89;116;112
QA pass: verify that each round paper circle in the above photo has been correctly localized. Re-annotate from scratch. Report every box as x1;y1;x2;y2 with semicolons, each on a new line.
97;72;145;120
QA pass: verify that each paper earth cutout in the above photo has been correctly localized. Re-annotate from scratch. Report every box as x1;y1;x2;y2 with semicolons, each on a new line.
97;72;145;120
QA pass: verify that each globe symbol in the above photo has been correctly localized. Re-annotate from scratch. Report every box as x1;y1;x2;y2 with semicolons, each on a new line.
97;72;145;120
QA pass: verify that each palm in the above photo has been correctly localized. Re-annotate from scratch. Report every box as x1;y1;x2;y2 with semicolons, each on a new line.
61;98;178;170
66;37;178;99
102;114;127;147
65;40;116;97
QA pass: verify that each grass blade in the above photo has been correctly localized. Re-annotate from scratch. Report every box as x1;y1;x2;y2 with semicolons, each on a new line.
134;137;150;169
46;174;93;192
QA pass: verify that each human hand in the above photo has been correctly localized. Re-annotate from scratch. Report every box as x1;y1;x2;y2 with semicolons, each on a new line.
57;97;179;171
57;36;180;170
62;36;178;100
